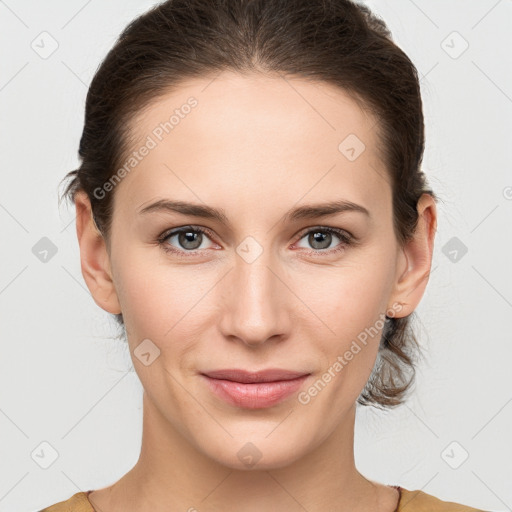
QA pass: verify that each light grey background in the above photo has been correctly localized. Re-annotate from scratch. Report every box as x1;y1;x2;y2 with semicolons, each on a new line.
1;1;511;511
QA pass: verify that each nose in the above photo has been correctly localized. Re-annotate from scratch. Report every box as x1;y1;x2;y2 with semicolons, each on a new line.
218;250;292;348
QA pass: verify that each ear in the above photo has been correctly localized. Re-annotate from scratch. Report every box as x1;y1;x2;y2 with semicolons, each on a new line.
74;191;122;315
388;193;437;318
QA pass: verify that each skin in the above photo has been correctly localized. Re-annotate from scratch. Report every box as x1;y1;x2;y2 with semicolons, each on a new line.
75;70;437;511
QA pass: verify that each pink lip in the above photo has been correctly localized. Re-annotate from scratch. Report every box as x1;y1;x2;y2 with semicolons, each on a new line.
200;369;311;409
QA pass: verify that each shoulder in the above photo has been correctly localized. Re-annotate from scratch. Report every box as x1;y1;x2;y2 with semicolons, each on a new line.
39;491;94;512
398;487;488;511
37;487;489;512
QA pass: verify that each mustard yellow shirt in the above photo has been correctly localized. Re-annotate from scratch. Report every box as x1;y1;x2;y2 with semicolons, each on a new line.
39;486;488;511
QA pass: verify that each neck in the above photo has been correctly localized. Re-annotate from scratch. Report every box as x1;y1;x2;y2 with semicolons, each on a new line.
90;392;390;512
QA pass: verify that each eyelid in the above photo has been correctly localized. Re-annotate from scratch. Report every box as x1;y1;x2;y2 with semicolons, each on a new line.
294;224;353;242
158;224;216;242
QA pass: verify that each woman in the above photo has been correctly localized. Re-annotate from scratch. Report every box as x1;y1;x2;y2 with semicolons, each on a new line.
41;0;486;510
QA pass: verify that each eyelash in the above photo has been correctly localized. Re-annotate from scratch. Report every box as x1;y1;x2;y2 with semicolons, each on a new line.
156;225;354;258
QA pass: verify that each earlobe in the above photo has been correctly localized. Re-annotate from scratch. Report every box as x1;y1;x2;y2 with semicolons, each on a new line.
388;193;437;318
75;191;122;315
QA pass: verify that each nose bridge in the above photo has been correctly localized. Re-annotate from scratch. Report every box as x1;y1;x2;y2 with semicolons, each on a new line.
219;240;289;345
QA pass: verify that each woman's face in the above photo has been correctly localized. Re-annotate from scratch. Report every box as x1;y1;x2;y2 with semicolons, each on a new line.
81;71;430;469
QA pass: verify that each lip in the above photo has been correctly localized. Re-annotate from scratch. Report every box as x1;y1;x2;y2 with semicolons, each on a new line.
202;368;309;383
200;369;311;409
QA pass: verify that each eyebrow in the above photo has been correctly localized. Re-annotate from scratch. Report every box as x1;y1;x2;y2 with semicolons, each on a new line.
137;198;371;226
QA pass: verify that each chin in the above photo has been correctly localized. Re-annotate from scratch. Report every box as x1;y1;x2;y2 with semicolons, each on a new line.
193;426;312;471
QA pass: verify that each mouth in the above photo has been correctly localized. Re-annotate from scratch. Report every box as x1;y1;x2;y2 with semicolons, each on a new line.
200;368;311;409
202;368;310;383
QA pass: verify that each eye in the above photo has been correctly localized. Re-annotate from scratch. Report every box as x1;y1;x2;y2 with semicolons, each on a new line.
157;226;216;256
157;225;355;258
294;226;353;256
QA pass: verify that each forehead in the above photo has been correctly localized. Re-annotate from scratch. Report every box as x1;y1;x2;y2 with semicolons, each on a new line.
114;71;390;217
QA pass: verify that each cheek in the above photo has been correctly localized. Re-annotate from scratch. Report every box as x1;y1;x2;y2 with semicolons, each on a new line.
112;250;217;352
112;254;205;406
295;259;390;338
112;235;394;361
293;260;392;398
114;262;171;339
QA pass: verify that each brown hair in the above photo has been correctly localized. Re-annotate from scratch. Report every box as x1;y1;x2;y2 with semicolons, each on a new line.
60;0;437;409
